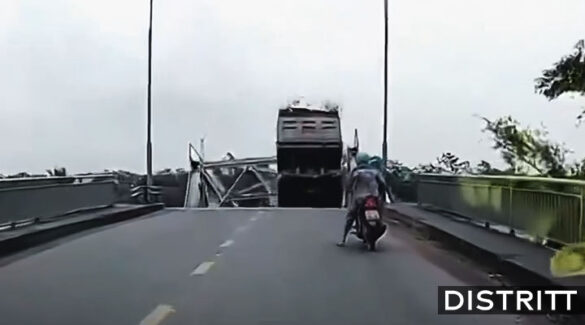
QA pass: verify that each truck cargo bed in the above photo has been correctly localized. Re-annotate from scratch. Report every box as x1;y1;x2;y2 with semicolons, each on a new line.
276;106;344;208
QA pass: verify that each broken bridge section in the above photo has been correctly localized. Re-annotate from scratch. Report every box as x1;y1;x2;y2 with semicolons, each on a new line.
184;126;360;208
184;144;277;208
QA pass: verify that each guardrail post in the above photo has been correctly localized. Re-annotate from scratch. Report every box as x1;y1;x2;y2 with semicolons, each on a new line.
508;178;514;235
579;187;585;241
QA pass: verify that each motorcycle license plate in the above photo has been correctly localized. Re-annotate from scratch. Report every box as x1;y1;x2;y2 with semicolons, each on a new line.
365;210;380;221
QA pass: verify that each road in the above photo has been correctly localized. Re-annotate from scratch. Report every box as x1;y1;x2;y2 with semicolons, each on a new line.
0;208;545;325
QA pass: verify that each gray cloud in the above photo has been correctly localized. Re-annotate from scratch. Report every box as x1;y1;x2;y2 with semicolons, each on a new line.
1;0;584;174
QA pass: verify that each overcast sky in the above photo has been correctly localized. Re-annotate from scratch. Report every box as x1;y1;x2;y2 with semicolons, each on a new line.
1;0;584;175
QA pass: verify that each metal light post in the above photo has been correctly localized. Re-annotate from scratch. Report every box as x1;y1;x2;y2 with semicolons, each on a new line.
146;0;154;202
382;0;389;166
200;136;206;161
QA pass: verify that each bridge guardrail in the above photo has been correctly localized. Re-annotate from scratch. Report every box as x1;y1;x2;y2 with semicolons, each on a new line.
417;173;585;244
0;173;116;189
0;178;119;228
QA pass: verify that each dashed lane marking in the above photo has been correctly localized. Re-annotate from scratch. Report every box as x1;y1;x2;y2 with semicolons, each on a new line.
219;239;234;248
139;304;175;325
190;261;215;276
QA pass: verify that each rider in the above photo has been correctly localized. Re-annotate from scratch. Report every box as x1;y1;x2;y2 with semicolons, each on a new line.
368;155;396;203
337;152;389;247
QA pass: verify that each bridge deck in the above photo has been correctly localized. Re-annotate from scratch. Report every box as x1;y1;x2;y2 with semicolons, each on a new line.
0;209;541;325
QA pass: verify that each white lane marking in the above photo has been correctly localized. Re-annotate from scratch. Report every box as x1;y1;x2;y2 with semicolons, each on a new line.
190;261;215;276
250;216;258;222
219;239;234;248
139;304;175;325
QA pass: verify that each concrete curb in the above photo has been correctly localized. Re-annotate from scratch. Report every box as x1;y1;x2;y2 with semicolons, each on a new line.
0;203;164;258
384;206;585;303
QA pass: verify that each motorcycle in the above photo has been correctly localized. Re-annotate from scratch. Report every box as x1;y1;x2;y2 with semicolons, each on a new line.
351;195;387;251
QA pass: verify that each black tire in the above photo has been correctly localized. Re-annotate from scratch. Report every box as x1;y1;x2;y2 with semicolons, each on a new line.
363;224;375;251
368;240;376;251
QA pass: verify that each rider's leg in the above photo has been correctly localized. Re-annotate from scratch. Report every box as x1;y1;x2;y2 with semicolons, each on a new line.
338;202;358;246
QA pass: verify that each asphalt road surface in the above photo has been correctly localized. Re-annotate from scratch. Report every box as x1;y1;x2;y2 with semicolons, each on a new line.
0;209;549;325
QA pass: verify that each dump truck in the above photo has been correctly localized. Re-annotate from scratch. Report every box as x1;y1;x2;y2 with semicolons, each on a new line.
276;104;344;207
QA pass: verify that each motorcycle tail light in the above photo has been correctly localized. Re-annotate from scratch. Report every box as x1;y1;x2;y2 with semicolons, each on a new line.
365;197;378;209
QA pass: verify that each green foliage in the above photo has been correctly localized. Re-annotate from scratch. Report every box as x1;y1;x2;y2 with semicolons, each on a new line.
423;116;585;179
536;40;585;100
414;152;472;175
413;120;585;179
480;116;574;177
397;41;585;180
535;40;585;124
567;159;585;179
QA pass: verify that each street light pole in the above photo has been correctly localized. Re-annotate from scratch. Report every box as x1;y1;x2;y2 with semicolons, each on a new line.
146;0;154;201
200;136;206;161
382;0;389;166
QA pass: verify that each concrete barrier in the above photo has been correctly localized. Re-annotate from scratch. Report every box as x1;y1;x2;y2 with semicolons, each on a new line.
0;181;118;224
0;203;165;258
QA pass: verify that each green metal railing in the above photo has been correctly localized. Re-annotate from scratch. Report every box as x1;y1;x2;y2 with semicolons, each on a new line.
417;174;585;244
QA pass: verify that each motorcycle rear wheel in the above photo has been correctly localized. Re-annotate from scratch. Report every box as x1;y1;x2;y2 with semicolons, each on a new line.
363;225;376;251
367;240;376;251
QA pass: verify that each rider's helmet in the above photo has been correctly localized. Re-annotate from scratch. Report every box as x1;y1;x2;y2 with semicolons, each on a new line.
355;152;371;167
369;156;384;171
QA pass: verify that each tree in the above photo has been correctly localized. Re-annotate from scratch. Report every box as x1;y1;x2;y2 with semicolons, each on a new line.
568;160;585;179
479;116;585;178
411;117;585;179
46;167;66;177
7;172;31;178
414;152;472;175
387;160;410;180
535;40;585;124
473;160;505;175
